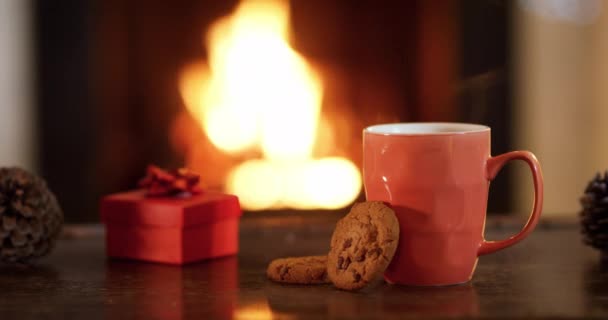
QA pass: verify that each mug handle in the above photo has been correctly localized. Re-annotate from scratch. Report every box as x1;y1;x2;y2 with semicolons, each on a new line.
478;151;544;256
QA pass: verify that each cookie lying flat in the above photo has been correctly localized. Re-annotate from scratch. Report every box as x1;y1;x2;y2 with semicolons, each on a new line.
267;255;330;284
328;201;399;290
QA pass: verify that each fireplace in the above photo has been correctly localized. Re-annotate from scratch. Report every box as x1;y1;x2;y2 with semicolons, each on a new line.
35;0;512;221
94;0;423;214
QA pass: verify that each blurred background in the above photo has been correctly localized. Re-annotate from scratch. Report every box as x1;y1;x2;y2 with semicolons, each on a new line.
0;0;606;222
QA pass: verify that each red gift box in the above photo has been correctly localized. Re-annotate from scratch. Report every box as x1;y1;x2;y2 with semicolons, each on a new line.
100;190;241;265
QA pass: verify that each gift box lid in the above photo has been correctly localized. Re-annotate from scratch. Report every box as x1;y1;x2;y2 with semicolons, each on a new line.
100;190;241;228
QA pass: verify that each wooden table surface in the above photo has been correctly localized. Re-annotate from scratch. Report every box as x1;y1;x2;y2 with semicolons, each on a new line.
0;213;607;319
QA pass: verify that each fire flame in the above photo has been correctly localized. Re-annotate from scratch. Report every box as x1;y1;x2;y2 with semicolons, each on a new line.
179;0;361;210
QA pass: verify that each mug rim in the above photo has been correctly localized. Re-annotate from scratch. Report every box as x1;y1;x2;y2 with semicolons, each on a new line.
364;122;490;136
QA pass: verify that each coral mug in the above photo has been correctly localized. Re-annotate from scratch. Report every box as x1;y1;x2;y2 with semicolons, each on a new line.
363;123;543;286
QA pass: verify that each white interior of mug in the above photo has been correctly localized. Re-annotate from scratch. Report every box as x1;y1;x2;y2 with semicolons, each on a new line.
364;122;490;135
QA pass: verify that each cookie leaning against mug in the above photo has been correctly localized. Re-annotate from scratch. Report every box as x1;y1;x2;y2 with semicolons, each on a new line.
328;201;399;290
267;255;330;284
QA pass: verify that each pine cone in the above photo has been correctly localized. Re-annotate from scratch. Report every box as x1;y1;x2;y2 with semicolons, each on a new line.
0;167;63;263
580;171;608;252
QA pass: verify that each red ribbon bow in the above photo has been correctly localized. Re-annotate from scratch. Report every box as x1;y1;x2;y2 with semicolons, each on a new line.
139;165;203;197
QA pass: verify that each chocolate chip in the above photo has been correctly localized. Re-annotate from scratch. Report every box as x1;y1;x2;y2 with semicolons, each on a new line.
338;256;352;270
368;231;378;242
353;272;361;282
319;270;327;280
343;238;352;249
355;249;367;262
343;257;351;269
367;248;383;258
280;266;290;279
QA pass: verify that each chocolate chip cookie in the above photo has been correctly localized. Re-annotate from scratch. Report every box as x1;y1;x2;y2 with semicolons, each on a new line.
328;201;399;290
267;255;330;284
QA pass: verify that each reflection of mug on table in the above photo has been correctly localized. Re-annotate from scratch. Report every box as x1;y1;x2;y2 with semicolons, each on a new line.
363;123;543;286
